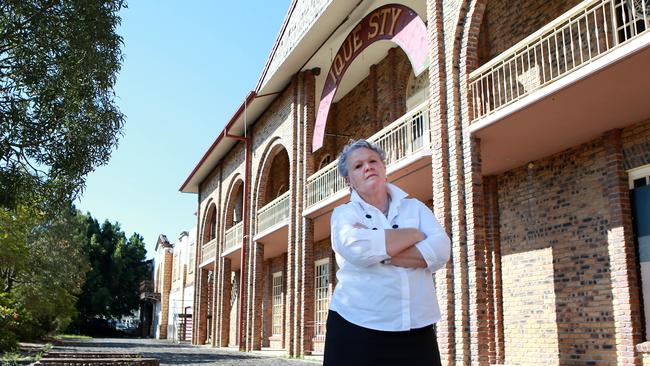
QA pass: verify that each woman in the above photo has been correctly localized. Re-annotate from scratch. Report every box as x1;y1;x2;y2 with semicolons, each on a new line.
323;139;451;366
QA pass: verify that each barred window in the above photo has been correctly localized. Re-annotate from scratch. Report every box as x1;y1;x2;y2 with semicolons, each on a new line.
272;271;283;336
314;258;330;336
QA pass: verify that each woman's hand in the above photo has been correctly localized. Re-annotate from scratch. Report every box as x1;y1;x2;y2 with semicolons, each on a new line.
350;222;426;268
389;246;427;268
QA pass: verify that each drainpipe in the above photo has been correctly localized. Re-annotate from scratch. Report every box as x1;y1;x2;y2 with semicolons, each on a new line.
224;90;283;350
225;129;250;352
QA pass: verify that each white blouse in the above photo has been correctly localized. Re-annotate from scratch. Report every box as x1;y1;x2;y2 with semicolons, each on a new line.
329;183;451;331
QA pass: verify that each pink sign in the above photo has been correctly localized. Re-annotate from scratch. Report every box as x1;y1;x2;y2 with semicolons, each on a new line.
312;4;428;151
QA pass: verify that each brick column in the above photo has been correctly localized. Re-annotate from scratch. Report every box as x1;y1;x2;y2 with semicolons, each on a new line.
282;250;292;351
301;218;315;355
245;238;253;351
483;175;504;364
427;0;455;364
300;69;316;356
207;270;215;344
465;136;490;365
159;250;173;339
219;258;232;347
197;268;209;344
264;259;272;347
603;129;643;366
250;242;264;350
282;77;301;356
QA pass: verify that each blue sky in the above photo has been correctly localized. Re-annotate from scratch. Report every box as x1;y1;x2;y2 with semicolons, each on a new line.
75;1;292;258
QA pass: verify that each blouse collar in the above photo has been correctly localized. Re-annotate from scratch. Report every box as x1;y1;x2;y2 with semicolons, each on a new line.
350;183;409;215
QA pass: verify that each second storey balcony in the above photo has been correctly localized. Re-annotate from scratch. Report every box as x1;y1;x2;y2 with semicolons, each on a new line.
304;102;433;241
222;221;244;270
254;190;290;259
199;238;217;268
470;0;650;175
139;280;160;302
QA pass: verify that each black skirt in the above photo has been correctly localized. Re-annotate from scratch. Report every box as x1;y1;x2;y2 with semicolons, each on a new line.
323;310;442;366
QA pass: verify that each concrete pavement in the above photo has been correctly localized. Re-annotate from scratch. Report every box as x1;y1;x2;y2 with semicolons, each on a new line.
53;338;320;366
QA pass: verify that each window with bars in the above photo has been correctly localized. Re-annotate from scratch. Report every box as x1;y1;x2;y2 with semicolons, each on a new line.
314;259;330;337
272;272;283;336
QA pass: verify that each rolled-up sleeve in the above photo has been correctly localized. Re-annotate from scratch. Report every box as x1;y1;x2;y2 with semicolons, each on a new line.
331;205;389;267
414;201;451;272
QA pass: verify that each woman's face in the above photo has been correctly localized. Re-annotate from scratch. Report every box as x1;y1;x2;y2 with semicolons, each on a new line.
345;147;387;197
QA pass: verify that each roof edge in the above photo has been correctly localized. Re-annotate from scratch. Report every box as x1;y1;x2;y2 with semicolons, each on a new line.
179;91;257;193
255;0;298;92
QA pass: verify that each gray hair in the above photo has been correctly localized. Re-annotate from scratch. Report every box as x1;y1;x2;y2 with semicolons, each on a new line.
336;139;387;178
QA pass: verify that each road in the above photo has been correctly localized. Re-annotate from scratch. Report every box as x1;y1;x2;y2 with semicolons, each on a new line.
53;338;320;366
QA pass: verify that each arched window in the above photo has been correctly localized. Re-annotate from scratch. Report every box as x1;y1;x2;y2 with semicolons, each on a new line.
405;69;429;111
319;154;332;170
276;184;286;197
204;204;217;243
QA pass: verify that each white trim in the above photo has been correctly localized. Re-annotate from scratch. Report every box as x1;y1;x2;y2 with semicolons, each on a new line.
470;32;650;135
628;164;650;189
315;258;330;267
314;259;330;337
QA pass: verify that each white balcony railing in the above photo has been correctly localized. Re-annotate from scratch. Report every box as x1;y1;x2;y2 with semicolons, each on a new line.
223;221;244;254
470;0;649;121
256;191;290;234
306;101;431;208
200;238;217;265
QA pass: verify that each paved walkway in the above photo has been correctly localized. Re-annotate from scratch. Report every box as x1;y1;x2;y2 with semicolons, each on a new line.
53;338;320;366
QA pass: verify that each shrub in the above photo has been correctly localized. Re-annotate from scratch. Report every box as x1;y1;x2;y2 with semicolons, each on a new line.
0;293;19;352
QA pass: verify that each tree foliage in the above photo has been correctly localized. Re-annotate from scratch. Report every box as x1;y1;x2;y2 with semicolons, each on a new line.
0;0;127;210
0;205;89;349
73;216;147;331
0;207;148;348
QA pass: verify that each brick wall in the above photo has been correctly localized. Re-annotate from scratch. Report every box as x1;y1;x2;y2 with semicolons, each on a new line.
313;239;331;263
251;84;294;208
495;136;622;365
478;0;581;64
264;150;290;204
622;118;650;170
249;80;295;352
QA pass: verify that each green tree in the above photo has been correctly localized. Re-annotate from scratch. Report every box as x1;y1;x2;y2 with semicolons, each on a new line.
73;217;147;331
0;205;88;349
0;0;127;210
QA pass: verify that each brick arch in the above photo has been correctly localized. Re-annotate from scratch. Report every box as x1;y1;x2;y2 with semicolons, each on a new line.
431;1;490;365
396;46;414;96
221;175;245;239
199;199;217;245
312;3;428;151
460;0;489;122
253;137;291;214
456;1;492;365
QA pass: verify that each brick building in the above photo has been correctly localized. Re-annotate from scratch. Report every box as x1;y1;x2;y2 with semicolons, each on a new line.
152;234;173;339
167;229;197;342
149;230;197;341
180;0;650;364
